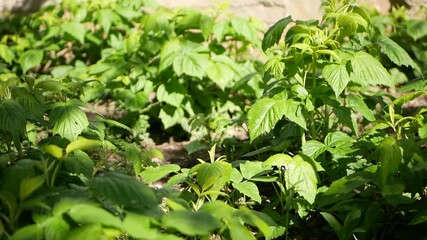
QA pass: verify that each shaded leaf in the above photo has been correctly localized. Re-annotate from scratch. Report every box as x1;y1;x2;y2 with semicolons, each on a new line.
378;137;402;186
92;172;159;210
262;16;292;51
20;175;44;201
63;150;94;178
406;19;427;41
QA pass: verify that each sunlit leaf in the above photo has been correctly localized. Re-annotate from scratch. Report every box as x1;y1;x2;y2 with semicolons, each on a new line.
162;211;221;236
232;181;261;203
62;22;86;43
140;164;180;184
10;224;43;240
248;97;286;141
19;50;43;74
376;35;420;73
68;204;122;228
323;63;350;97
50;102;89;141
173;52;208;79
0;44;15;64
44;145;63;159
351;51;393;87
65;137;102;154
123;212;157;239
302;140;327;159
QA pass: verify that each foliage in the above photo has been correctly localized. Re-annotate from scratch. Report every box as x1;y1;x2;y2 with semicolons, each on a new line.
0;0;426;239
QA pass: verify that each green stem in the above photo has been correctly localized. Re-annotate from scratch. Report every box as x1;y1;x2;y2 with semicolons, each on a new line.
50;161;62;187
309;54;318;139
324;105;330;136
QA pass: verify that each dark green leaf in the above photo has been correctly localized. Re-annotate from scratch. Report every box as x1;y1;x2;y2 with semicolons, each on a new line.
378;137;402;186
262;16;292;51
320;212;343;239
0;99;27;138
63;150;94;178
92;172;159;210
20;175;44;201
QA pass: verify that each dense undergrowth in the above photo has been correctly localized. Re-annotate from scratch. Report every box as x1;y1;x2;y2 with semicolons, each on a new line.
0;0;426;239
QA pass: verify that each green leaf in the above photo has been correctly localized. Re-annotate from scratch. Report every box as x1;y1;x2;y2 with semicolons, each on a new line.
19;50;43;74
173;52;208;79
228;218;256;240
206;61;235;90
334;106;359;137
92;172;159;210
263;153;293;167
195;161;232;197
302;140;327;159
62;22;86;43
262;16;292;51
376;35;420;73
44;145;63;159
239;161;269;180
232;181;261;203
248;97;286;141
63;150;94;178
238;208;275;239
65;137;102;154
231;16;256;43
43;215;70;240
97;9;114;34
123;212;157;239
378;137;402;186
274;154;318;203
50;103;89;141
159;105;185;129
351;51;393;87
68;204;122;228
10;224;43;240
20;175;44;201
320;212;343;239
35;80;65;92
156;79;187;108
406;19;427;41
162;211;222;236
346;94;375;122
0;100;27;138
140;164;180;184
0;44;15;64
323;63;350;97
264;55;285;79
212;20;230;42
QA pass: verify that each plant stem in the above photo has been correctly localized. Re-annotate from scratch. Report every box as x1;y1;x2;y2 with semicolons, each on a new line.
309;54;318;139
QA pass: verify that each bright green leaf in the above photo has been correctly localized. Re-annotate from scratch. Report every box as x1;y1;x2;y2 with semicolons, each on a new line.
351;51;393;87
173;52;208;79
19;50;43;74
0;44;15;64
206;61;235;90
302;140;327;159
44;145;63;159
376;35;420;73
232;181;261;203
65;137;102;154
162;211;221;236
50;103;89;141
10;224;43;240
62;22;86;43
43;215;70;240
323;63;350;97
123;212;157;239
140;164;180;184
239;161;269;180
68;204;122;229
